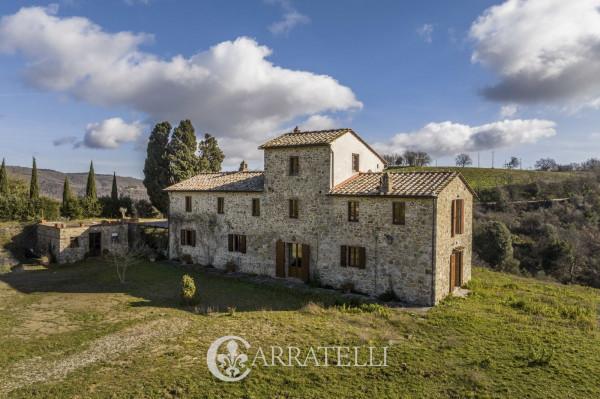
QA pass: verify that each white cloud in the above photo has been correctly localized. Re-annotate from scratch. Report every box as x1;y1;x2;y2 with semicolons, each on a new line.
299;114;338;131
416;24;434;43
374;119;556;156
499;104;518;118
267;0;310;35
470;0;600;106
0;6;360;160
83;118;145;149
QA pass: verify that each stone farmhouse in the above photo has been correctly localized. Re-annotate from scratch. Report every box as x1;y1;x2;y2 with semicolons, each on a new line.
166;128;474;306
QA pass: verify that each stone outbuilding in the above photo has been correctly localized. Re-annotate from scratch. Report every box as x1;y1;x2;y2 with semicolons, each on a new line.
37;221;130;264
165;128;474;306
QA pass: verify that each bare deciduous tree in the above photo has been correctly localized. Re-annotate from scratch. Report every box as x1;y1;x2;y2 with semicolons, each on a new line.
455;153;473;167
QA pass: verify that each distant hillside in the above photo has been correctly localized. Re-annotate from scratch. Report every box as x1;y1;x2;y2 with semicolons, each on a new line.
385;166;578;191
5;166;148;201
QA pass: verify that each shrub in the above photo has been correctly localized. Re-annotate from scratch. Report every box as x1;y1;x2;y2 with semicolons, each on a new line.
180;274;198;306
474;220;519;271
225;259;237;273
526;343;554;367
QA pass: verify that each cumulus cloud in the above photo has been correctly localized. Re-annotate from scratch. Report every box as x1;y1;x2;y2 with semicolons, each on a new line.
299;114;338;131
499;104;518;118
416;24;434;43
83;118;145;149
470;0;600;106
0;6;359;160
267;0;310;35
374;119;556;157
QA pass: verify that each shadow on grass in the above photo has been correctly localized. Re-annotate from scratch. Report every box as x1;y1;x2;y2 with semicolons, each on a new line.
0;259;348;313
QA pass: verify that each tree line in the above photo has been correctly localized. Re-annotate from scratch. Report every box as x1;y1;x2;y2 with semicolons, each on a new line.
142;120;224;214
0;158;157;221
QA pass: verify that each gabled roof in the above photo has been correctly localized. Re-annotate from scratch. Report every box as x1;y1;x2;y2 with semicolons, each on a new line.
258;128;350;149
258;128;387;165
329;171;474;197
164;171;264;192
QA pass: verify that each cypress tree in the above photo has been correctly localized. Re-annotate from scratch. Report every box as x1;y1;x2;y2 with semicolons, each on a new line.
143;121;172;214
29;157;39;200
62;176;73;208
198;133;225;172
167;120;198;183
0;158;8;195
111;172;118;202
86;161;97;199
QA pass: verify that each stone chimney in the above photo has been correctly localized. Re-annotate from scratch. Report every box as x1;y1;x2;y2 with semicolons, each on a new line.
380;172;392;194
239;160;248;172
293;126;301;134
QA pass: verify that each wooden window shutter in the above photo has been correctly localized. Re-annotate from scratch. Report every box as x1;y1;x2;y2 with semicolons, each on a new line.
451;200;456;237
228;234;234;252
240;235;247;254
340;245;347;267
276;240;285;277
191;230;196;247
359;247;366;269
458;199;464;234
301;244;310;281
180;230;186;246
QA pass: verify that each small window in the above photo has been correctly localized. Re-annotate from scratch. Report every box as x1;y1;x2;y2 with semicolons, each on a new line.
287;243;303;268
352;153;360;172
289;199;299;219
340;245;366;269
217;197;224;214
111;233;120;244
393;202;406;225
347;201;359;222
228;234;247;253
180;229;196;247
69;237;79;248
289;156;300;176
185;196;192;212
252;198;260;217
451;199;465;236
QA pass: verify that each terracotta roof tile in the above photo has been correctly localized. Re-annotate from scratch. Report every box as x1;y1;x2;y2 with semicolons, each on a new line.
164;171;264;192
258;128;351;149
330;171;464;197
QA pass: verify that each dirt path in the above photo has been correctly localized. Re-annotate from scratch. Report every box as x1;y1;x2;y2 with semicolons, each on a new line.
0;317;190;395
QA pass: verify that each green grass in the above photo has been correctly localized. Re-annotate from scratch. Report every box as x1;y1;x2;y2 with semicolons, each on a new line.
0;261;599;398
385;166;577;191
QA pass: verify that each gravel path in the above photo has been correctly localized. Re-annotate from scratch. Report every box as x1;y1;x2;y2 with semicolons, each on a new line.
0;317;190;395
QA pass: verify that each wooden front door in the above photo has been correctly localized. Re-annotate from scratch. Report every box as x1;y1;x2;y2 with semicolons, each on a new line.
89;232;102;257
276;241;310;282
450;250;463;292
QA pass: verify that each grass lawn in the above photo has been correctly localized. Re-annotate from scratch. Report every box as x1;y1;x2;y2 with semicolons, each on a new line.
385;166;577;191
0;260;599;398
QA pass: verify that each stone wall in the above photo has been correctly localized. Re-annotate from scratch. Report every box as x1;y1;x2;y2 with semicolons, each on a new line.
37;223;130;264
433;178;473;303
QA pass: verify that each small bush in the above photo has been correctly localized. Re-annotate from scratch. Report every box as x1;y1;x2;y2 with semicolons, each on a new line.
225;259;237;273
526;343;554;367
180;274;198;306
340;282;354;294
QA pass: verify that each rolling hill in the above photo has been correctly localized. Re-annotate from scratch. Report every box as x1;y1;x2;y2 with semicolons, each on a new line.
385;166;578;191
5;165;148;201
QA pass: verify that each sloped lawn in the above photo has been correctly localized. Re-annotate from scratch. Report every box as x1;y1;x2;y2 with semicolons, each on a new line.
0;260;599;398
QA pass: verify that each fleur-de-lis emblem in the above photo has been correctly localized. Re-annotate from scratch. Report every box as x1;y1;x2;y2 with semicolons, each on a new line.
217;339;248;378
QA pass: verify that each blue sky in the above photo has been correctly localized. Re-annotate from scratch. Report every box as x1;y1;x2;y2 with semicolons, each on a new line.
1;0;600;177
